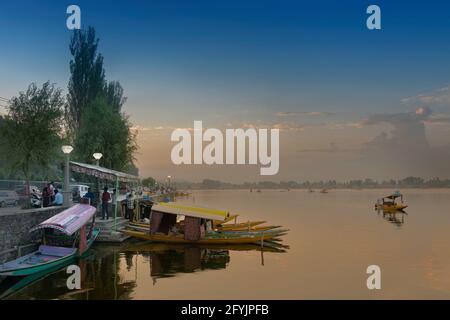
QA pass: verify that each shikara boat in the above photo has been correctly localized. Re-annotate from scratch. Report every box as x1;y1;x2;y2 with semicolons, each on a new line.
375;191;408;212
0;204;99;277
123;202;286;245
123;229;280;244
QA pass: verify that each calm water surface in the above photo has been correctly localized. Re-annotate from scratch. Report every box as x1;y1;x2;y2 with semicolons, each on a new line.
2;189;450;299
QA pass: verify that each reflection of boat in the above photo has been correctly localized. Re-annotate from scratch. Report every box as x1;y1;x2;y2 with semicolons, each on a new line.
375;191;407;212
123;203;286;246
381;211;407;227
0;250;95;300
0;204;99;277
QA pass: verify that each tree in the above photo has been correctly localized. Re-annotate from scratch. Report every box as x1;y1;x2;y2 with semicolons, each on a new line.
66;27;106;136
105;81;127;113
0;82;64;198
141;177;156;188
73;97;137;171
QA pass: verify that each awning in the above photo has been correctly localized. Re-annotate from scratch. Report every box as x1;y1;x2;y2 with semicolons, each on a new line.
152;203;229;221
70;161;139;183
30;204;96;236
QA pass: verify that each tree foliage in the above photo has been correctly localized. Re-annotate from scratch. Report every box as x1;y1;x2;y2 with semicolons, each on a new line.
66;26;137;172
66;27;105;135
73;97;137;172
0;82;64;189
141;177;156;188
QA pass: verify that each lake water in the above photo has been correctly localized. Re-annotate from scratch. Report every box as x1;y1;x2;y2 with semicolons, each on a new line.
2;189;450;299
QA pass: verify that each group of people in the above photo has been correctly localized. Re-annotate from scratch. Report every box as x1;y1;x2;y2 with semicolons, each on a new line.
82;186;112;220
42;181;63;207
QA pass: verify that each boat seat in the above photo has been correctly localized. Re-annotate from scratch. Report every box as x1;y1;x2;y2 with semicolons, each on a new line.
39;245;76;257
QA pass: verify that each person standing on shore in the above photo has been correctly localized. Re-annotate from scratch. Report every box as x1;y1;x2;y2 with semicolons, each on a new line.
42;187;51;208
48;182;55;202
101;186;111;220
125;193;134;221
84;187;96;207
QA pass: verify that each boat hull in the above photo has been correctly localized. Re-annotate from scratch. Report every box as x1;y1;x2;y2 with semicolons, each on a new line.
375;204;408;212
122;229;278;244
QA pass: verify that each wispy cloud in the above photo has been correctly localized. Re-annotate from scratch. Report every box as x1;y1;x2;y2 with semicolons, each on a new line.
297;142;356;153
242;122;305;132
276;111;336;117
401;86;450;111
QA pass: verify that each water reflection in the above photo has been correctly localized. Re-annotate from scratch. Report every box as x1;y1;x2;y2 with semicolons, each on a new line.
1;241;286;300
375;209;408;228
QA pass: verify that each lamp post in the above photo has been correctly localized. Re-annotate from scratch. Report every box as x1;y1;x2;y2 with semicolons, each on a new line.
93;152;103;166
167;175;171;188
93;153;103;209
61;145;73;207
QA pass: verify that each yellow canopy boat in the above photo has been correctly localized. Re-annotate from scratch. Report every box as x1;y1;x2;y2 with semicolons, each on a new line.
375;191;408;212
123;202;286;245
122;229;279;245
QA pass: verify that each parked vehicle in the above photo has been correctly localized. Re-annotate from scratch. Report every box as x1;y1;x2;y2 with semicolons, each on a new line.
14;185;41;197
71;184;89;202
31;193;42;208
0;190;19;207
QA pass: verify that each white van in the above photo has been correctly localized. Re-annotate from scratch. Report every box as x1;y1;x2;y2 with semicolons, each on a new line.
70;185;90;202
0;190;20;207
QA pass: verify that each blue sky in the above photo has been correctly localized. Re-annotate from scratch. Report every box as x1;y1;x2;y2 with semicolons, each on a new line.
1;1;450;180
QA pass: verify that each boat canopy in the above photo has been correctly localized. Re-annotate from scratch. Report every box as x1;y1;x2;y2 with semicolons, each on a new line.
384;191;403;200
30;204;96;236
152;203;229;221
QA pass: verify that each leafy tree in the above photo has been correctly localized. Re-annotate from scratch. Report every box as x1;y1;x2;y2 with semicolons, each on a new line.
73;97;137;171
105;81;127;113
66;27;106;136
141;177;156;188
0;82;64;197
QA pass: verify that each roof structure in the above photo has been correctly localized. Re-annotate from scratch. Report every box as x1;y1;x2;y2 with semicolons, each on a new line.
30;204;96;236
70;161;139;183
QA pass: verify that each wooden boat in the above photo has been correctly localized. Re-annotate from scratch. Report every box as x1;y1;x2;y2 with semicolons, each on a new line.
213;214;239;227
219;221;266;230
130;219;272;232
122;229;280;244
123;202;286;245
0;204;99;277
375;191;408;212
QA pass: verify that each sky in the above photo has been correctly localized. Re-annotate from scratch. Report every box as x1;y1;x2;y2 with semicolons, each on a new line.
1;0;450;182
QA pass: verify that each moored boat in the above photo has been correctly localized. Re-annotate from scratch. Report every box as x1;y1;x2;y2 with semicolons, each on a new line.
123;202;287;246
0;204;99;277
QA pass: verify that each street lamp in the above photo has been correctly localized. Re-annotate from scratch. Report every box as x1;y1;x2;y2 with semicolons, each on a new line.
167;175;171;188
93;152;103;166
93;152;103;205
61;145;73;207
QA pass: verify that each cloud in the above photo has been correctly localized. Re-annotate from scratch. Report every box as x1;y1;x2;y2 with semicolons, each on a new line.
356;106;450;176
362;107;432;150
242;122;305;132
276;111;336;117
297;142;356;153
401;86;450;112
